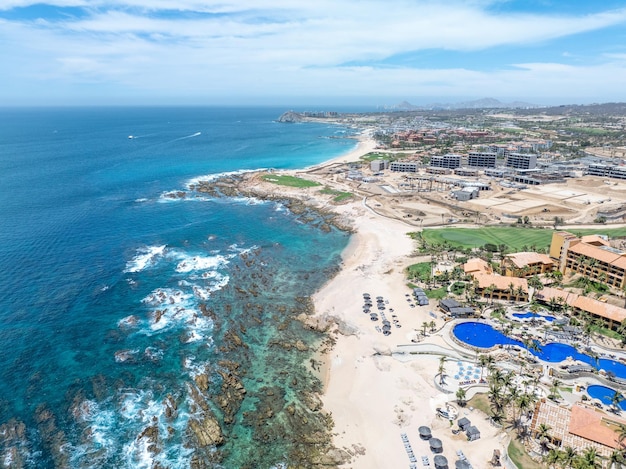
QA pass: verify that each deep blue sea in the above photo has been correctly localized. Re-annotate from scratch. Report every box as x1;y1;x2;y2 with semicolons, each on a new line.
0;107;355;468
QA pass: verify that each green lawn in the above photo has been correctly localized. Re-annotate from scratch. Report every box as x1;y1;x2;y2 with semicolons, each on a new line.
359;151;403;163
406;262;432;281
421;227;626;251
261;174;321;188
425;286;447;299
319;187;354;203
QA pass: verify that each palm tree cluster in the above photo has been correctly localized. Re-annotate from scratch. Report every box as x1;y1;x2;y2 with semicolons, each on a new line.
543;444;623;468
486;365;539;436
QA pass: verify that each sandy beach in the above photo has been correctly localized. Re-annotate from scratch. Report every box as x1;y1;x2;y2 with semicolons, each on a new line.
201;132;512;468
307;137;509;468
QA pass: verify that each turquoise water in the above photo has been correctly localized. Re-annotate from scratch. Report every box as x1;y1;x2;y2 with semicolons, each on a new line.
453;322;626;378
587;385;626;409
0;107;355;467
512;312;556;322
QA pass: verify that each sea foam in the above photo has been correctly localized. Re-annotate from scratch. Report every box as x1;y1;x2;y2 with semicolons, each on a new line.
124;245;166;273
174;253;228;273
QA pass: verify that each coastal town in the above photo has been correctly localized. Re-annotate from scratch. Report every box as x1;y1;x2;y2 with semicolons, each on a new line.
193;104;626;469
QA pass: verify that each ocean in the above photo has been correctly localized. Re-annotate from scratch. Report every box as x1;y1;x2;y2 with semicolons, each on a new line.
0;107;356;468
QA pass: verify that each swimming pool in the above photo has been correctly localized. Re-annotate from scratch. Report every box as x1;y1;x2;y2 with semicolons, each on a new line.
587;385;626;410
453;322;626;379
512;311;556;322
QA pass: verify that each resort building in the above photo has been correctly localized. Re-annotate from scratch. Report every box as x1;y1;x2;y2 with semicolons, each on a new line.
430;154;462;169
472;273;529;302
502;252;556;277
533;286;626;331
453;167;479;177
370;160;389;172
588;163;626;180
530;400;625;459
438;298;474;317
550;231;626;290
390;161;420;173
505;153;537;170
467;151;497;168
452;187;479;201
463;258;492;276
463;258;529;301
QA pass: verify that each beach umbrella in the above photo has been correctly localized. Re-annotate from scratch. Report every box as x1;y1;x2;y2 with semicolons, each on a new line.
418;426;432;440
429;437;443;453
434;455;448;469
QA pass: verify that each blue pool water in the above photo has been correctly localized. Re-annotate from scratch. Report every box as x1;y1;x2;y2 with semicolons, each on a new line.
512;311;556;322
453;322;626;379
587;385;626;409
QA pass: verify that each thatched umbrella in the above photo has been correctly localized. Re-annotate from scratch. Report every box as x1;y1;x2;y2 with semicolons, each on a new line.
434;454;448;469
429;437;443;453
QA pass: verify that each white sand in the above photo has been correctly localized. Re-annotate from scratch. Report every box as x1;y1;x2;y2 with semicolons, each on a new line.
309;143;509;469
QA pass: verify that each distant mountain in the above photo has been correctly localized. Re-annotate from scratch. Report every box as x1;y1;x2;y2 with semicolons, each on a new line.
394;98;538;110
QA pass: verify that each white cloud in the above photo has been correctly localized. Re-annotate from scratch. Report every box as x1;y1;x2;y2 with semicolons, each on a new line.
2;1;626;103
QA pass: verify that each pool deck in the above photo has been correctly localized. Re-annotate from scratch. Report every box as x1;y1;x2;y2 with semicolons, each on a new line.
392;317;626;405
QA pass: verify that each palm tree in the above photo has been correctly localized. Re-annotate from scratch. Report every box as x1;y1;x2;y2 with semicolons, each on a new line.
478;354;489;381
608;450;625;469
516;392;535;437
550;378;562;401
618;423;626;449
544;448;561;468
577;447;600;469
421;321;429;336
490;368;506;386
438;356;446;385
456;387;467;407
611;391;625;413
529;275;543;290
507;282;516;301
429;320;436;332
618;319;626;348
582;313;596;345
548;297;560;312
560;446;577;469
535;423;552;455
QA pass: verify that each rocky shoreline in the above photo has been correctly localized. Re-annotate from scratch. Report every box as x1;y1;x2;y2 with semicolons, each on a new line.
186;172;355;234
0;170;356;469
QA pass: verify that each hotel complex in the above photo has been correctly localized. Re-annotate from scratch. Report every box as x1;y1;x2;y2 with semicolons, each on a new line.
459;231;626;330
550;231;626;290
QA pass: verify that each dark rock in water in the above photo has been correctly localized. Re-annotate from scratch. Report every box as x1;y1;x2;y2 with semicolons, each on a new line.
137;418;161;455
277;111;304;123
34;404;70;468
163;394;178;420
0;418;29;469
214;363;246;424
188;415;224;447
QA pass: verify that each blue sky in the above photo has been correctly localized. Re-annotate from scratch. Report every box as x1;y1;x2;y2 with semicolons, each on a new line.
2;1;626;106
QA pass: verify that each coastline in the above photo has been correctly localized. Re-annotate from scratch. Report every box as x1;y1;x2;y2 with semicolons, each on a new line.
189;130;510;467
299;136;508;467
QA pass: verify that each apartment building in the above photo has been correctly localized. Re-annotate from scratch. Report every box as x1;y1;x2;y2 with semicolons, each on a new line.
430;153;462;169
467;151;497;168
505;153;537;170
587;163;626;180
390;161;419;173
